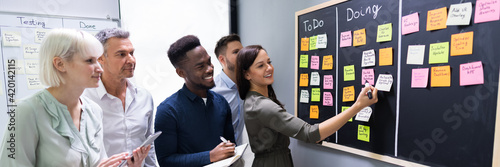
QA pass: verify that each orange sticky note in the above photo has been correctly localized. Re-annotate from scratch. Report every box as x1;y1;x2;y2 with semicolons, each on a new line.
431;66;451;87
322;55;333;70
427;7;448;31
450;31;473;56
301;37;309;51
299;73;309;87
310;105;319;119
353;28;366;46
342;86;355;102
379;47;393;66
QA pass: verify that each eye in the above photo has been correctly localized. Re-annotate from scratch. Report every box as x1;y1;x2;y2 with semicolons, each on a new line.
268;60;272;64
86;59;94;63
129;51;134;56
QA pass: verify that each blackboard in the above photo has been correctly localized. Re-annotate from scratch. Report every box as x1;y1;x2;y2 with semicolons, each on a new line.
294;0;500;166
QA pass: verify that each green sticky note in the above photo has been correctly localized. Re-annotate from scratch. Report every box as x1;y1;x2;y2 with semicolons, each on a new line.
309;36;318;50
376;23;392;42
344;65;355;81
358;125;370;142
342;106;352;122
429;42;449;64
299;55;308;68
311;88;321;102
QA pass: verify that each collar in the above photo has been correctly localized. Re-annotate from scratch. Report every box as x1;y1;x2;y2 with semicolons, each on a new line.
96;79;137;100
219;70;236;89
180;84;211;102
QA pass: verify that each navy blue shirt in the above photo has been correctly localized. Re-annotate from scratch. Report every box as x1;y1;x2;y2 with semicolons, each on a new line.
155;84;235;167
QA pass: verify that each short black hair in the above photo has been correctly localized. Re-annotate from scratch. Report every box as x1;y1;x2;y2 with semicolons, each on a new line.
214;34;241;59
167;35;201;68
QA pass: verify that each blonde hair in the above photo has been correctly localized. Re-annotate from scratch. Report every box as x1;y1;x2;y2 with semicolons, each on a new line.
39;28;103;87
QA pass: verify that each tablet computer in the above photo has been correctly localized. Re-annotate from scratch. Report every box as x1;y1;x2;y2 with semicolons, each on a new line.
118;131;162;167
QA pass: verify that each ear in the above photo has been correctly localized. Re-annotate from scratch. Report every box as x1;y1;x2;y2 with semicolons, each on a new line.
244;71;251;80
218;55;226;66
52;57;66;72
176;68;185;78
97;54;105;64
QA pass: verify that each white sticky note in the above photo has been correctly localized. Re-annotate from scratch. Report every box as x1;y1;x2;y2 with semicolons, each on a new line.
0;82;3;96
300;90;309;103
447;2;473;26
375;74;393;92
316;34;328;49
35;29;50;43
26;75;45;90
310;72;320;86
362;49;376;67
2;31;22;46
11;59;26;75
407;45;426;65
23;44;40;59
355;107;373;122
25;59;40;74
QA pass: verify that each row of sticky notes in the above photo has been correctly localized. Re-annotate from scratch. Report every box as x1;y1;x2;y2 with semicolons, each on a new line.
301;34;328;51
340;23;393;48
2;29;50;47
361;48;394;67
411;61;484;88
300;89;334;105
299;73;334;88
407;31;473;65
343;65;394;92
299;54;334;70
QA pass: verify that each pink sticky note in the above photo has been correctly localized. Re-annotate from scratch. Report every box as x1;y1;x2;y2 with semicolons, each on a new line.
475;0;500;23
361;69;375;85
460;61;484;86
324;75;334;89
311;56;320;70
323;92;333;106
340;31;352;47
411;68;429;88
402;13;419;35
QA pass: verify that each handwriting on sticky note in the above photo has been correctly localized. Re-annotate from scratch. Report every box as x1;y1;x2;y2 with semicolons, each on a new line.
447;2;473;25
25;60;40;75
412;68;429;88
13;59;25;75
301;37;309;51
300;55;308;68
358;125;370;142
300;90;309;103
353;29;366;46
429;42;449;64
402;13;419;35
407;45;426;65
450;31;473;56
310;105;319;119
362;69;375;85
324;75;334;89
310;72;320;86
355;107;372;122
27;75;44;90
311;56;320;70
460;61;484;86
375;74;393;92
340;31;352;47
344;65;355;81
309;36;318;50
299;73;309;87
379;47;393;66
323;92;333;106
316;34;327;49
322;55;333;70
474;0;500;24
311;88;321;102
342;86;355;102
2;31;22;46
35;29;49;43
427;7;448;31
431;65;451;87
376;23;392;42
24;44;40;59
342;106;353;122
362;49;376;67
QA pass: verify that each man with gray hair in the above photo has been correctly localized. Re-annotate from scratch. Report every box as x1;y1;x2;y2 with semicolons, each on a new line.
83;28;158;166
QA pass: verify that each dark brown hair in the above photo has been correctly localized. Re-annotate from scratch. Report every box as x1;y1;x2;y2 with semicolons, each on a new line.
167;35;201;68
214;34;241;59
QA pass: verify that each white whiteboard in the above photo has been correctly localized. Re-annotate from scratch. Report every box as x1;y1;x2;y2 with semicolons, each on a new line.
0;0;119;19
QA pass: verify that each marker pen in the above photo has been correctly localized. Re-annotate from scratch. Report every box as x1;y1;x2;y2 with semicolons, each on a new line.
365;80;373;99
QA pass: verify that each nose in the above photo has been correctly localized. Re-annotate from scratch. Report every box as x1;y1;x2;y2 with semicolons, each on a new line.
207;63;214;73
127;53;136;64
95;63;103;73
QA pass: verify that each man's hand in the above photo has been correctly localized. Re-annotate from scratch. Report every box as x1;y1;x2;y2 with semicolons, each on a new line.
126;145;152;167
209;141;235;162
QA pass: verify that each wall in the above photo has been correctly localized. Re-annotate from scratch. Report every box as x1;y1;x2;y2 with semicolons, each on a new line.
238;0;400;166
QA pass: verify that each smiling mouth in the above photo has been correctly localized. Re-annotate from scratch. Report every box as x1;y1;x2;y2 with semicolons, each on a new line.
204;76;213;80
264;74;272;78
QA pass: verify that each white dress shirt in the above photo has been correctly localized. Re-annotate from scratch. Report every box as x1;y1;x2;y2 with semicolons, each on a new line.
83;79;158;167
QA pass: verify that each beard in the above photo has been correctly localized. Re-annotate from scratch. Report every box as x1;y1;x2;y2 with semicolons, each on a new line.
226;58;236;72
197;81;215;90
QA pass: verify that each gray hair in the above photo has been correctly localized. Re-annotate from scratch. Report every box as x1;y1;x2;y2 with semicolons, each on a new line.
95;28;130;56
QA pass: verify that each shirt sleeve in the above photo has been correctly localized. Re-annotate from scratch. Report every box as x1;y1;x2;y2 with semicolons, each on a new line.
155;103;211;167
249;97;321;143
223;101;236;144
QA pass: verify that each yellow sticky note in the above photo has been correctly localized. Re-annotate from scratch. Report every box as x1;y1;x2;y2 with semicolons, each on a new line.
344;65;355;81
299;55;308;68
450;31;473;56
342;86;355;102
301;37;309;51
427;7;448;31
429;42;449;64
299;74;309;87
358;125;370;142
310;105;319;119
311;88;321;102
431;65;451;87
379;47;393;66
376;23;392;42
342;106;352;122
322;55;333;70
353;29;366;46
309;36;318;50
